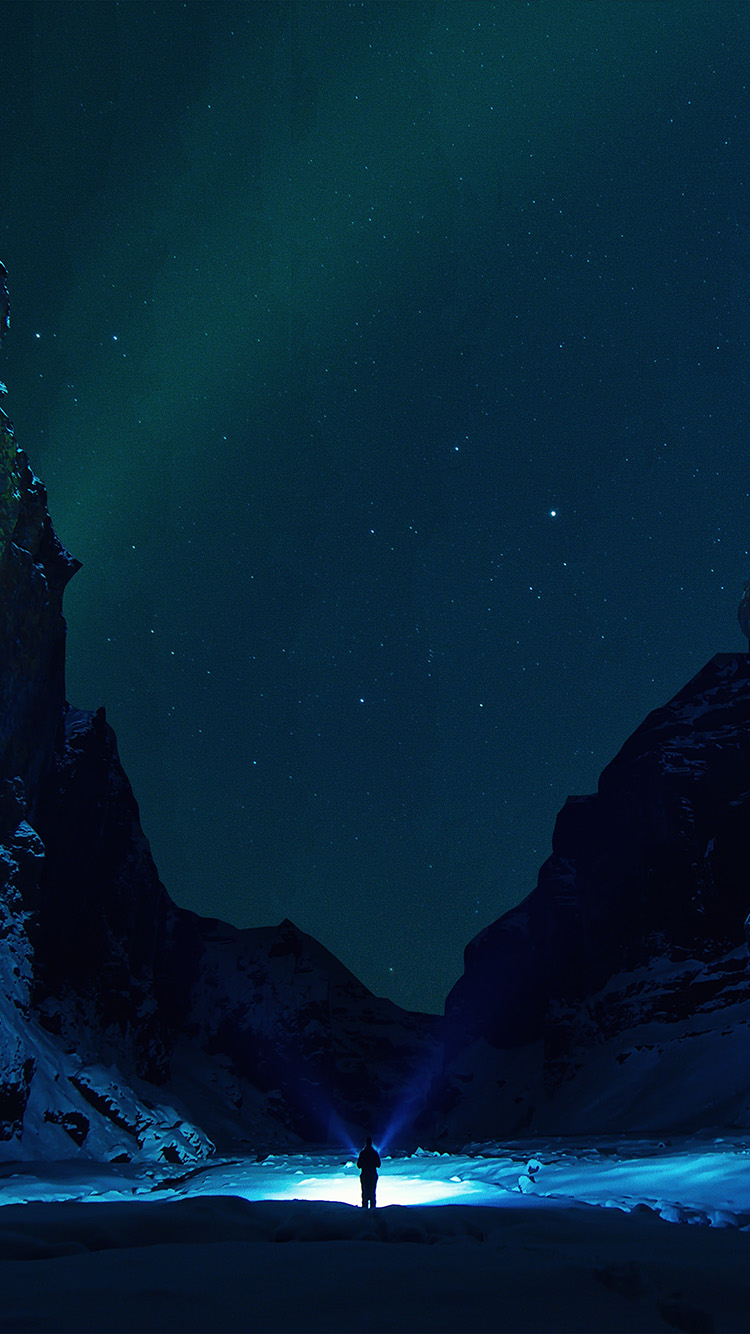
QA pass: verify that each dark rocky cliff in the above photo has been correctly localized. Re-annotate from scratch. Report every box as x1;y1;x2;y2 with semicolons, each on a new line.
431;654;750;1139
30;698;441;1148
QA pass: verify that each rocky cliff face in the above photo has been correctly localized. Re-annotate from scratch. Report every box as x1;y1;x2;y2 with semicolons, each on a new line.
431;654;750;1139
24;699;441;1152
0;268;440;1161
0;264;79;807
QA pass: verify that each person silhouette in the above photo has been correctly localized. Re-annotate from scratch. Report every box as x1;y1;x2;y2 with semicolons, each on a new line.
357;1135;381;1209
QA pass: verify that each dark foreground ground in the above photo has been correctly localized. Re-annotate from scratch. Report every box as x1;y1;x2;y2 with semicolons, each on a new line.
0;1194;747;1333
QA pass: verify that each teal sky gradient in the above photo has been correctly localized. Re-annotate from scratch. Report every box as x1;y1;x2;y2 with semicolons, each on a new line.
1;1;747;1009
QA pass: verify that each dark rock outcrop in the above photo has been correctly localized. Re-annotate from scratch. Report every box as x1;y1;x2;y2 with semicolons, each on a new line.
432;654;750;1138
26;699;441;1149
0;444;79;814
0;266;79;806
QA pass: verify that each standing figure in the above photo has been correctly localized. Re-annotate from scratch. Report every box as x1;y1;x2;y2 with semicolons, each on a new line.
739;580;750;650
357;1135;381;1209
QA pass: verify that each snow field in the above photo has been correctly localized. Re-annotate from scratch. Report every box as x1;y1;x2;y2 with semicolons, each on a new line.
2;1140;750;1330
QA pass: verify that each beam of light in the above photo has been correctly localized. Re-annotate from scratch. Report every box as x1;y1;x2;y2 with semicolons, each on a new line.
376;1045;445;1155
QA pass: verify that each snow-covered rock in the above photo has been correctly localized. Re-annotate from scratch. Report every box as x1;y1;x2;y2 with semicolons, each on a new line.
0;781;211;1163
0;797;42;1143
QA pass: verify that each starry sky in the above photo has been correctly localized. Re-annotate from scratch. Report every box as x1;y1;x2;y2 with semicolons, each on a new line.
1;1;748;1013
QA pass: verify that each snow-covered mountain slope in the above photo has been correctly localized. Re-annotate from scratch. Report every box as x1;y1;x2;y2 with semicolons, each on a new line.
430;654;750;1139
0;778;215;1164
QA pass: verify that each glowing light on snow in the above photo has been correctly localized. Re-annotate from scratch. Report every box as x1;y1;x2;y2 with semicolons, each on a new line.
277;1174;484;1206
6;1141;750;1226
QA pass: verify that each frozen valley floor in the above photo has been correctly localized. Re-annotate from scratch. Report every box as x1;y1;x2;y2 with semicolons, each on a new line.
1;1141;749;1332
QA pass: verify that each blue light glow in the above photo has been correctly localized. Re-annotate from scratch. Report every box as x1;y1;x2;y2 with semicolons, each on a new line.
2;1139;749;1226
276;1173;483;1207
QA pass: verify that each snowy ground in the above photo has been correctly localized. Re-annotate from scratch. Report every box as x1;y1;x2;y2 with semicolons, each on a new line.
2;1139;750;1331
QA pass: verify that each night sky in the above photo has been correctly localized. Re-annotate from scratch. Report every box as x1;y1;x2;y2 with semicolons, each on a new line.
1;1;748;1013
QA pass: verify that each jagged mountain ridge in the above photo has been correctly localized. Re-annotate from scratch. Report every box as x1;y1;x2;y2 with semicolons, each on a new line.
30;701;441;1151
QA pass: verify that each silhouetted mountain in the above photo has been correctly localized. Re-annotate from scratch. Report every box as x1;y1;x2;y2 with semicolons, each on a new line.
429;654;750;1139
